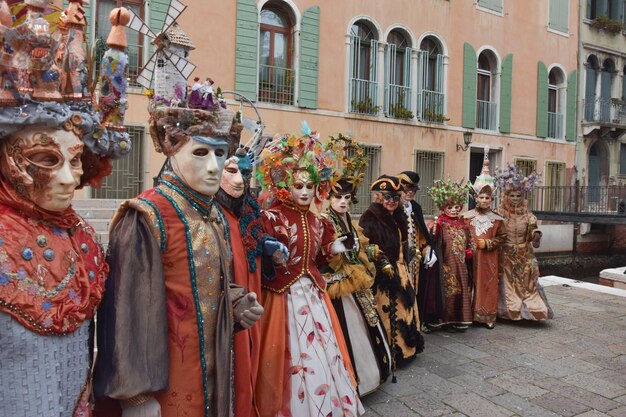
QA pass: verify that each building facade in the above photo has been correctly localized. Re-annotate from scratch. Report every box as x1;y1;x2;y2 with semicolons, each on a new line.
80;0;579;225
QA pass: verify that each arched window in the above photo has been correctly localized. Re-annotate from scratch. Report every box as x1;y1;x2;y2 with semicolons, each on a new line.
385;29;412;119
476;50;498;130
259;3;294;104
600;58;616;122
349;20;379;114
548;68;566;139
418;36;445;123
584;55;600;121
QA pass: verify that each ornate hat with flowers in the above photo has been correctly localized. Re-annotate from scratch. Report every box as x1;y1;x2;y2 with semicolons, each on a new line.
327;133;368;202
495;163;542;193
256;121;340;206
428;178;471;210
0;0;131;188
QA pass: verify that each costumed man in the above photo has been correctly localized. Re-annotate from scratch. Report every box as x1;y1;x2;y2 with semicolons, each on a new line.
427;179;475;330
494;164;554;321
319;135;391;396
255;125;363;417
397;171;439;332
359;175;425;376
215;145;288;417
462;150;506;329
0;2;131;416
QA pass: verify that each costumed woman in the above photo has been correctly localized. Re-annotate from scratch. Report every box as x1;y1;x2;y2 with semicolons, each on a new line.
494;165;554;321
255;125;363;417
359;175;425;374
0;1;131;416
319;135;391;396
462;150;506;329
427;179;475;330
216;141;288;417
396;171;439;332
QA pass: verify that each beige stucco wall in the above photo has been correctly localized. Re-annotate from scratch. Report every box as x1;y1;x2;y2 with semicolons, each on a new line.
99;0;579;191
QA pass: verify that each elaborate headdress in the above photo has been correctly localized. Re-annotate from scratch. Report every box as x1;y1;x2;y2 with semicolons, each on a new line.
428;178;471;210
495;163;542;193
256;121;339;206
0;0;131;188
328;133;369;203
471;147;496;195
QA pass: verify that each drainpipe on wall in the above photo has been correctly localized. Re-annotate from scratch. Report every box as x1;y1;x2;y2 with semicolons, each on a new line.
574;0;584;254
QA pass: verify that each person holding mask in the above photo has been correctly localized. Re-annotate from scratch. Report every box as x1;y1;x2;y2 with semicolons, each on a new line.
359;175;425;380
255;127;363;417
494;165;553;321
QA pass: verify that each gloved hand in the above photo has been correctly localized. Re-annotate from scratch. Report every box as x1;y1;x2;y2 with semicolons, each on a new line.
330;235;348;254
465;249;473;261
532;231;542;248
423;247;437;268
122;397;161;417
264;239;289;264
233;292;264;329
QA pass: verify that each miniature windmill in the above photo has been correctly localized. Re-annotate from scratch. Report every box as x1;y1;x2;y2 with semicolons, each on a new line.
124;0;195;100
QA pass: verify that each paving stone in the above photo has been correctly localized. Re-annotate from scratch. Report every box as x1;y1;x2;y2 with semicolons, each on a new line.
533;378;622;412
574;411;612;417
502;366;554;383
361;387;394;405
422;349;473;367
398;392;456;417
530;391;591;416
509;353;574;378
562;373;626;399
607;406;626;417
591;369;626;389
422;358;466;379
486;374;549;399
367;399;419;416
443;343;490;360
554;356;603;374
440;392;514;417
614;395;626;406
456;361;502;379
448;374;508;398
490;392;561;417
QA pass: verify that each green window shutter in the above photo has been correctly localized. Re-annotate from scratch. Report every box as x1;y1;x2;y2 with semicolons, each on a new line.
235;0;259;101
549;0;569;33
478;0;503;13
499;54;513;133
462;43;477;129
596;0;608;17
566;70;577;141
298;6;320;109
536;61;548;138
149;0;170;56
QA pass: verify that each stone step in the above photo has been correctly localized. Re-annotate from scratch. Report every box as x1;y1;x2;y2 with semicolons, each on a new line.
72;198;125;209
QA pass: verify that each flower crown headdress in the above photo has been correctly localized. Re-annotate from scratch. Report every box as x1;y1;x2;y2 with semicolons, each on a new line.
256;121;339;206
428;178;471;210
495;163;542;193
327;133;368;202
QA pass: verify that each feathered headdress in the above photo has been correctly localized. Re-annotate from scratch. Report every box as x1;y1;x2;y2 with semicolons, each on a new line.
428;178;471;210
327;133;368;203
256;121;340;206
495;163;542;193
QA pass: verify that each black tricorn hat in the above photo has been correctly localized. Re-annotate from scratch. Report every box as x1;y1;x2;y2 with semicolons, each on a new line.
397;171;420;189
332;178;355;195
370;174;402;192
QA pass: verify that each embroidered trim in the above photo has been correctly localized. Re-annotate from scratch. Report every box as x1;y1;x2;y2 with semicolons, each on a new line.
138;197;167;253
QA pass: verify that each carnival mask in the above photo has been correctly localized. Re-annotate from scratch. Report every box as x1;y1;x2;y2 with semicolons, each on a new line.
170;136;229;196
330;193;352;214
290;170;315;207
382;192;401;213
476;192;493;210
506;190;523;206
402;186;417;202
443;204;462;218
0;127;83;212
221;157;245;198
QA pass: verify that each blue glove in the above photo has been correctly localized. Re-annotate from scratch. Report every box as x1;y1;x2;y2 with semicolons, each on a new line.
264;239;289;259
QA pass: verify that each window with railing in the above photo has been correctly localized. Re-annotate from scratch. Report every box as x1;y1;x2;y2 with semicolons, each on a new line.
417;37;445;124
258;4;294;105
584;55;600;121
414;151;444;215
547;67;565;139
95;0;144;88
349;21;379;115
91;126;145;199
515;158;539;209
384;30;413;120
583;57;625;124
350;145;381;215
544;161;566;211
476;51;498;130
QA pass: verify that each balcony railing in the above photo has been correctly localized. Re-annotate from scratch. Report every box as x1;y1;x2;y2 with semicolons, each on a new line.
258;64;294;105
583;98;626;125
350;78;379;115
418;89;445;124
385;84;412;119
476;99;498;130
547;112;564;139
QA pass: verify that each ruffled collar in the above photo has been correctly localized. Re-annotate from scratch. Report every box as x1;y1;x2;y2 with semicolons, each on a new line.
0;178;80;230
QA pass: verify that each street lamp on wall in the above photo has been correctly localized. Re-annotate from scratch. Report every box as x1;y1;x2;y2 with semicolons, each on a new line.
457;130;473;152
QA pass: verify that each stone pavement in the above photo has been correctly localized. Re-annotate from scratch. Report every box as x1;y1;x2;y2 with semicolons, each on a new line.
362;276;626;417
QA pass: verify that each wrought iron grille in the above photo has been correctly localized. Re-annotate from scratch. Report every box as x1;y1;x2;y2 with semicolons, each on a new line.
531;185;626;215
258;64;294;105
350;145;381;215
547;112;564;139
476;99;498;130
414;151;444;215
515;158;538;208
91;126;145;199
